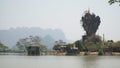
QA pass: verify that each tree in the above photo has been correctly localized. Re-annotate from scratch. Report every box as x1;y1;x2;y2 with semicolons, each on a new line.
0;42;8;51
74;40;83;51
104;41;120;52
53;40;66;52
40;44;47;53
16;38;27;51
53;44;61;51
111;41;120;52
65;44;76;55
98;48;105;55
16;36;47;52
84;42;100;52
105;40;115;55
108;0;120;5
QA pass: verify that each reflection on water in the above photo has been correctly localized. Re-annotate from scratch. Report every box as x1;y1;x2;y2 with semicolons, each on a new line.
82;56;99;68
0;53;120;68
82;56;120;68
0;53;26;56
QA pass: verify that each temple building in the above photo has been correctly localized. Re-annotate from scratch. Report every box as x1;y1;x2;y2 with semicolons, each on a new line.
26;42;40;56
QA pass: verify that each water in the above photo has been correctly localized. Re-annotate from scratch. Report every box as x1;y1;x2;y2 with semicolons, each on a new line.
0;53;120;68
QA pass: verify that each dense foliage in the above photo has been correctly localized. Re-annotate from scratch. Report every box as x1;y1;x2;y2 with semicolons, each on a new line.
16;36;47;52
108;0;120;5
0;42;8;51
53;40;66;52
53;39;120;55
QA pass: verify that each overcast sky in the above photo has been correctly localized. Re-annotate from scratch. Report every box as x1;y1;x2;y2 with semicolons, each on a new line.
0;0;120;42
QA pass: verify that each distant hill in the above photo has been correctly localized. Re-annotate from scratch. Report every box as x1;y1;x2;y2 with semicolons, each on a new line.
41;35;55;49
0;27;70;49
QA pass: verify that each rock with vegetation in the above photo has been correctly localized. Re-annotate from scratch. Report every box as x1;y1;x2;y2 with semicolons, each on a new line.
81;10;101;43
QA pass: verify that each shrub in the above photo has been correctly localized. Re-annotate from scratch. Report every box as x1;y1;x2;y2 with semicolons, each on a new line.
98;49;104;55
84;51;89;55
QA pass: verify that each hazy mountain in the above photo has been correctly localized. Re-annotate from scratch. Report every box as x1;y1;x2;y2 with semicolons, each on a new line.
41;35;55;49
0;27;69;49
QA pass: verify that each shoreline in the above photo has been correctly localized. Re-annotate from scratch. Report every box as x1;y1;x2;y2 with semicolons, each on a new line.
0;51;120;56
47;52;120;56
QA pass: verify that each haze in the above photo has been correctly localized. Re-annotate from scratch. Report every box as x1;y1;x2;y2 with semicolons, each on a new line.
0;0;120;42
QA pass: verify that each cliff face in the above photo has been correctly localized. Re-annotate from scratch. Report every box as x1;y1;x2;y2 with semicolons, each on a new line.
81;11;101;43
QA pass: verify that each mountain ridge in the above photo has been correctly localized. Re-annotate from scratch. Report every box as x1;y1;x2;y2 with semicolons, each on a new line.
0;27;70;49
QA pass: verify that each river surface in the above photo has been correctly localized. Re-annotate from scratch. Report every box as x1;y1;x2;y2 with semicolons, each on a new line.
0;53;120;68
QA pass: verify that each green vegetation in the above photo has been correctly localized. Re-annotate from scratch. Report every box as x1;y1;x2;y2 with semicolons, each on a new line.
53;40;66;52
0;42;8;51
98;49;104;55
52;39;120;56
108;0;120;5
84;51;89;55
16;36;47;52
74;40;83;51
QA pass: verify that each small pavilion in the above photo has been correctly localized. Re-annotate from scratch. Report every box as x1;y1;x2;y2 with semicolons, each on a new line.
26;43;40;56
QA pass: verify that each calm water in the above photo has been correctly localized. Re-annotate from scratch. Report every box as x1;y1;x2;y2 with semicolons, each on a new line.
0;53;120;68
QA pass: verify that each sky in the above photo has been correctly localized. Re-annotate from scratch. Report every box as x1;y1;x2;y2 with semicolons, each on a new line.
0;0;120;42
